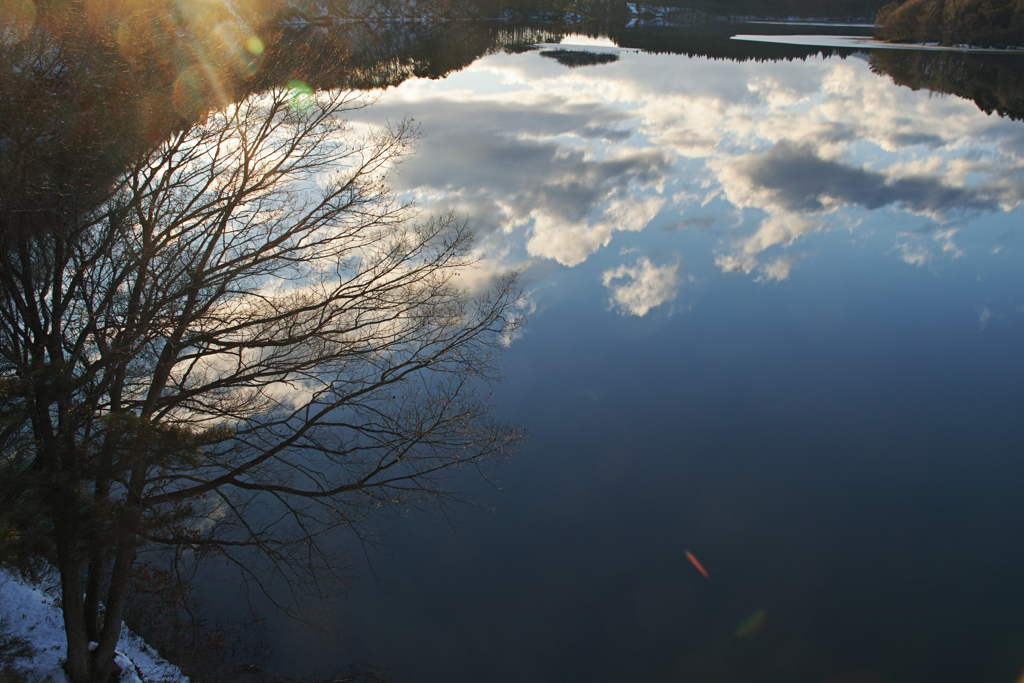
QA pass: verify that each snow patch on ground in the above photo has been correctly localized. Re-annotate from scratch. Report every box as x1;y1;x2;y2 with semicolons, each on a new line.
0;568;188;683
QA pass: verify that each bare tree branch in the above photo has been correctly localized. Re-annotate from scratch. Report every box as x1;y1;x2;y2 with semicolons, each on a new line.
0;83;524;683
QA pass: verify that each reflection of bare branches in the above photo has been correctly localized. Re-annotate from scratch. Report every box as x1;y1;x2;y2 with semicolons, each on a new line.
124;561;271;683
0;85;524;682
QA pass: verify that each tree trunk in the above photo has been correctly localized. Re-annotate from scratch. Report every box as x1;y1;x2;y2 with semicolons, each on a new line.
91;539;136;683
57;537;92;683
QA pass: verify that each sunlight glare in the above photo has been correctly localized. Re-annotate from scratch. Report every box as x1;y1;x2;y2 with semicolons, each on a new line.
2;0;37;42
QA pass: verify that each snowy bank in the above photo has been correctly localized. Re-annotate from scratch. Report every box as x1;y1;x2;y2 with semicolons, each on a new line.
0;568;188;683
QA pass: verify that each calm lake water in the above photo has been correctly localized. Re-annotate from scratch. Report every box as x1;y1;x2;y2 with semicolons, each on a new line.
251;23;1024;683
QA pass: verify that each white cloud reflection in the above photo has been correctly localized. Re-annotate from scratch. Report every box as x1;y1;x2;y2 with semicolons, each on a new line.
602;256;681;316
349;47;1024;305
758;254;799;282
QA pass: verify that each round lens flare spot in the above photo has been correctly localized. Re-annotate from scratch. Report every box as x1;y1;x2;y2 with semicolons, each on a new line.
286;79;314;110
244;36;264;55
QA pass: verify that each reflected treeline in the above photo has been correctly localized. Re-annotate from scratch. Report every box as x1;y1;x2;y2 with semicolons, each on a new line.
263;14;810;97
602;21;867;61
870;50;1024;121
646;0;887;20
263;23;562;90
477;0;888;21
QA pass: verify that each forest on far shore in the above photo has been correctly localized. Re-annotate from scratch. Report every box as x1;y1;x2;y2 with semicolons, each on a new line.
638;0;890;19
876;0;1024;47
483;0;893;21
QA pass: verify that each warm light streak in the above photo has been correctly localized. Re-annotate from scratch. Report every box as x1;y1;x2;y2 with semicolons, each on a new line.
686;550;710;579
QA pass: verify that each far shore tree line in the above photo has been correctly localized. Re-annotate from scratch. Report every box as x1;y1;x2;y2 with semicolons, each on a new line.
875;0;1024;48
493;0;1024;46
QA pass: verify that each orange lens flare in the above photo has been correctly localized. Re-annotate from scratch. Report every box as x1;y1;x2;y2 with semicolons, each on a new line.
686;550;710;579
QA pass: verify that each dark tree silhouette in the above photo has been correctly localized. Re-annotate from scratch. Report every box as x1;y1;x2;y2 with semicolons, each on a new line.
0;83;523;683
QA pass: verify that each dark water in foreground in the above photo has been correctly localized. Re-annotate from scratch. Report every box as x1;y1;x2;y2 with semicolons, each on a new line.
239;24;1024;683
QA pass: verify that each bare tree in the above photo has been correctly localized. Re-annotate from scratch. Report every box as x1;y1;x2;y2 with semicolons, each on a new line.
0;86;523;683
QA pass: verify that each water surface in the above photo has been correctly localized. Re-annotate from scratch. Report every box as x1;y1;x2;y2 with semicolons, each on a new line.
270;27;1024;683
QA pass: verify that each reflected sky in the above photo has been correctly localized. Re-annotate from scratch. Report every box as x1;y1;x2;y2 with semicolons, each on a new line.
276;36;1024;683
349;36;1024;316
